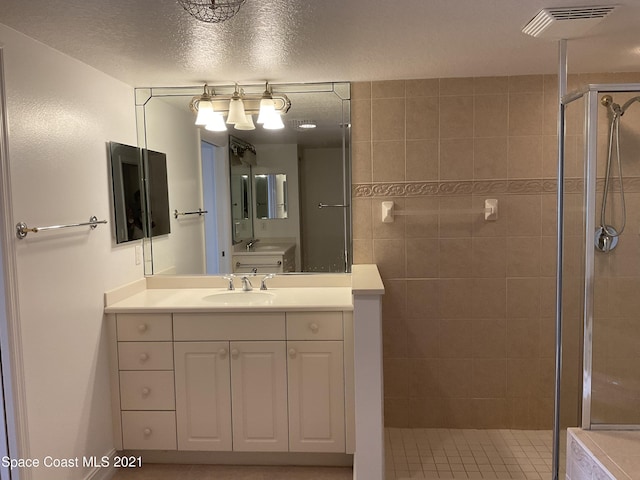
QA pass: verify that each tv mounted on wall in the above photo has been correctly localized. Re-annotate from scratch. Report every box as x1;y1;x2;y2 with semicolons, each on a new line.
109;142;171;244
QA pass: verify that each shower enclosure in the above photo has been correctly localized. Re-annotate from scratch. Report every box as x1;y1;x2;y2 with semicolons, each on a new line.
556;81;640;477
580;84;640;428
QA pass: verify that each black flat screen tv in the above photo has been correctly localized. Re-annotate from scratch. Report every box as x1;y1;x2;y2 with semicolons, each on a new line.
109;142;171;244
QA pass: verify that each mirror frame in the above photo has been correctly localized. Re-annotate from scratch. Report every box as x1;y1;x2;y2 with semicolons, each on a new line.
135;82;352;275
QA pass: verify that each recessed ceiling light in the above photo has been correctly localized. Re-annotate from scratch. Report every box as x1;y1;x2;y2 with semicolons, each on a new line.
290;119;317;130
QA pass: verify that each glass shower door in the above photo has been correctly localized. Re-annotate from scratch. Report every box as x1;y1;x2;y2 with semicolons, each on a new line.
586;87;640;427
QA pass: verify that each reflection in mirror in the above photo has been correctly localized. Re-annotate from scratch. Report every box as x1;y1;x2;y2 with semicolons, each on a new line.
143;149;171;239
110;142;144;243
255;174;287;219
135;82;351;275
230;165;253;243
230;135;256;245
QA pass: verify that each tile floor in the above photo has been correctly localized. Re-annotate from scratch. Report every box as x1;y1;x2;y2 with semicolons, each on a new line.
385;429;557;480
111;429;562;480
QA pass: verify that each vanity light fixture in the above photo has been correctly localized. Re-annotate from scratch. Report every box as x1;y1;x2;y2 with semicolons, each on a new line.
176;0;246;23
226;85;247;125
190;82;290;131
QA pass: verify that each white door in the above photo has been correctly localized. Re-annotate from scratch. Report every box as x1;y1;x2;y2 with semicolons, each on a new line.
201;140;232;274
230;341;288;451
174;342;232;451
287;341;345;452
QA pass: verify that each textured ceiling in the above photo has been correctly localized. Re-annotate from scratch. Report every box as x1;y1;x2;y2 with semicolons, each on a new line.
1;0;639;88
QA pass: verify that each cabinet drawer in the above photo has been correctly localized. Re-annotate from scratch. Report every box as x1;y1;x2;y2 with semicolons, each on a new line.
120;371;175;410
121;411;177;450
174;313;286;341
233;255;283;274
118;342;173;370
117;314;172;341
286;312;343;340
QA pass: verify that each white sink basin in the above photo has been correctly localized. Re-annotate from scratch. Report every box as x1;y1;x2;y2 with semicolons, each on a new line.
203;291;275;306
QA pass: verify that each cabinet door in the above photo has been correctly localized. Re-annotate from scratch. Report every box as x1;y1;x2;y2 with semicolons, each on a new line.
174;342;232;451
287;341;345;452
230;341;288;451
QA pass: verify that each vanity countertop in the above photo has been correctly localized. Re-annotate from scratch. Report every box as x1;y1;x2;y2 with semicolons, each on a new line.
104;286;353;313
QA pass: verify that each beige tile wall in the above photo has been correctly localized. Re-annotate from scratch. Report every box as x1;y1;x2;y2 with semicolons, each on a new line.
351;72;640;429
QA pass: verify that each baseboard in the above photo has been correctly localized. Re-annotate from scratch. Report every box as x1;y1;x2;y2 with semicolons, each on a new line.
84;449;117;480
120;450;353;467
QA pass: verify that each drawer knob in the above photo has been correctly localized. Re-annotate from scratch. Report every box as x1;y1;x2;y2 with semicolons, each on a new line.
309;323;319;333
218;348;228;358
231;348;239;359
137;324;148;333
143;428;152;436
139;353;149;362
141;387;151;396
288;348;297;357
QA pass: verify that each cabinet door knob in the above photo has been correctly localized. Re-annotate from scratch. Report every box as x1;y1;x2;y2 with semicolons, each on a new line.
137;324;148;333
231;348;239;359
143;428;152;436
288;348;297;357
141;387;151;396
139;353;149;362
218;348;228;358
309;323;319;333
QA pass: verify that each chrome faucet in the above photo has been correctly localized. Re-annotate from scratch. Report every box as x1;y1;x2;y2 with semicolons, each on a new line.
246;239;260;251
241;276;253;291
260;274;276;290
222;275;235;291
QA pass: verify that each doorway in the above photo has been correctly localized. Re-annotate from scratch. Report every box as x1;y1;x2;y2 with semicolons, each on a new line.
201;140;231;274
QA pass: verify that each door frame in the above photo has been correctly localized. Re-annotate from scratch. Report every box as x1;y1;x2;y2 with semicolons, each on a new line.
0;46;32;480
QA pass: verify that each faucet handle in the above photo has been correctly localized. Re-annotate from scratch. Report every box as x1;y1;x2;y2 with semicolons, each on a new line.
260;273;276;290
222;275;235;291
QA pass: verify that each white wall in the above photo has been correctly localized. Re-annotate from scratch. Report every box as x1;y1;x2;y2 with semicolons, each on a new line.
0;23;140;479
142;99;232;275
143;98;206;275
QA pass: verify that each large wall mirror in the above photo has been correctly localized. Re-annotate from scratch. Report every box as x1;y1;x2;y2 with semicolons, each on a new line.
135;82;351;276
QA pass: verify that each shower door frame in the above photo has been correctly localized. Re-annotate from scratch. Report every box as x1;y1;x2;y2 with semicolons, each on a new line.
565;82;640;431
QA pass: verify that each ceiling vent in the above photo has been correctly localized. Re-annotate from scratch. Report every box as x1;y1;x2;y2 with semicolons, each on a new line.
522;5;618;39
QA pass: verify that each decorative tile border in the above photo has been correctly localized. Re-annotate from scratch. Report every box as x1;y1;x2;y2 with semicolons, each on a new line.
353;177;640;198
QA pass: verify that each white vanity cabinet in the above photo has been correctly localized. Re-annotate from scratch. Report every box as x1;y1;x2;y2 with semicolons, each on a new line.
286;312;345;453
109;309;353;455
173;312;289;452
232;243;296;273
113;313;177;451
173;341;232;451
230;341;288;451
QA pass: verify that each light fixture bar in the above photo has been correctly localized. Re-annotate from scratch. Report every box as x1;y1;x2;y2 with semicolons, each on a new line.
189;83;291;131
207;96;290;115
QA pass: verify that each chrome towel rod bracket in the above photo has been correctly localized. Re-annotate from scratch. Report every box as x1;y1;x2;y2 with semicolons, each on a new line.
16;216;107;239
